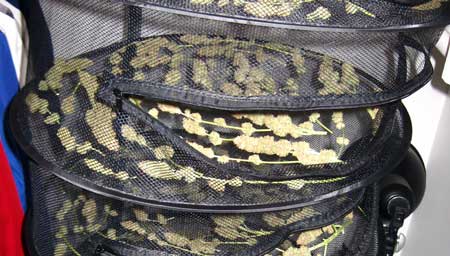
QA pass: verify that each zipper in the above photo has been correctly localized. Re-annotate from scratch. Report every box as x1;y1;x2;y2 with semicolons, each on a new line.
98;32;431;112
107;76;423;112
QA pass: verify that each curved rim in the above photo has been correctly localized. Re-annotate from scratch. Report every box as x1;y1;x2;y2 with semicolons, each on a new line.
117;0;450;32
8;79;411;213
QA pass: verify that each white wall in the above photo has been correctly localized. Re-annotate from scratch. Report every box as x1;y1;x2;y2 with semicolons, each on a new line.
398;31;450;255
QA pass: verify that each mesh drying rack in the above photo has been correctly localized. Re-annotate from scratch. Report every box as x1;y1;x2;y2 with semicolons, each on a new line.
10;0;450;255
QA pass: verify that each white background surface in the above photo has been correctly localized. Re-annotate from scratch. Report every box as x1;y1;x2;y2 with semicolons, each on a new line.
398;30;450;255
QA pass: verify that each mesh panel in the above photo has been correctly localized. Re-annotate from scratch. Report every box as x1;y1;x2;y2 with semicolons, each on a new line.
24;0;448;108
26;164;378;256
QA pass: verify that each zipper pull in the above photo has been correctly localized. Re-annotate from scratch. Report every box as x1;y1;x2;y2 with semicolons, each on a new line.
94;245;117;256
113;89;123;111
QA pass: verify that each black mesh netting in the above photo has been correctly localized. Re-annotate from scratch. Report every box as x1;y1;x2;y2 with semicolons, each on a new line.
26;164;379;256
23;0;448;108
9;41;411;210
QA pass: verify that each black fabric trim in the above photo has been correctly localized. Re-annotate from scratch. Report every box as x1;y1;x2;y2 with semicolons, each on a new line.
114;0;450;32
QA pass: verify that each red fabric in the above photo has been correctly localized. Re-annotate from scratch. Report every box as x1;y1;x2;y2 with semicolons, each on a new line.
0;142;24;256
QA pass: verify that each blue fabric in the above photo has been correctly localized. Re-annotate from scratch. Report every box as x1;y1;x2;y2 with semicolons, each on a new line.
0;31;26;209
6;0;19;9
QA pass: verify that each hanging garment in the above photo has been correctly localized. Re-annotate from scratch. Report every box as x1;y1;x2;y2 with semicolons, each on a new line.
0;31;24;256
0;143;24;256
0;0;28;86
0;30;26;209
0;12;25;86
0;3;12;16
0;1;27;41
